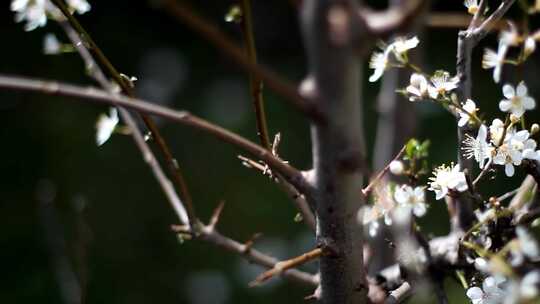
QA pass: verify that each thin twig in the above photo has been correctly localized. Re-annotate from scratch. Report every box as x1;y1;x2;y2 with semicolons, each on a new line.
240;0;271;151
239;155;316;230
0;74;313;198
57;20;190;225
51;0;198;226
472;159;493;186
249;248;323;286
362;144;406;197
171;203;318;287
161;0;324;123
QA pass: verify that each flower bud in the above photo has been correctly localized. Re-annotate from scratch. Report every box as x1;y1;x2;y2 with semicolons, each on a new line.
389;160;404;175
532;123;540;135
524;37;536;59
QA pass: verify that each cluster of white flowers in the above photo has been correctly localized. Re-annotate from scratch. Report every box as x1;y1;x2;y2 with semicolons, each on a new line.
459;82;539;177
11;0;91;31
466;272;540;304
405;70;459;102
368;36;419;82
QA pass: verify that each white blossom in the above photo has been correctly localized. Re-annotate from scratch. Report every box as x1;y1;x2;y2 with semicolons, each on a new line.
394;185;427;217
458;99;479;127
493;130;530;177
489;118;507;145
406;73;430;101
499;82;536;118
464;0;480;15
392;36;420;63
11;0;91;31
368;36;419;82
368;51;390;83
389;160;404;175
428;163;468;200
466;276;506;304
67;0;91;14
462;125;493;169
504;272;540;304
482;43;508;83
509;226;540;266
11;0;48;31
43;33;61;55
95;107;119;146
428;71;459;99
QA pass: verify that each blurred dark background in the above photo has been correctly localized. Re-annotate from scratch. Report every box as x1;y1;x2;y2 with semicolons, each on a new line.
1;1;539;303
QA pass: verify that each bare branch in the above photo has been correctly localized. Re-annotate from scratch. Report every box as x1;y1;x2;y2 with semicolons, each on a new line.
178;224;319;287
57;20;190;225
0;74;313;198
240;0;271;151
52;0;198;225
160;0;325;123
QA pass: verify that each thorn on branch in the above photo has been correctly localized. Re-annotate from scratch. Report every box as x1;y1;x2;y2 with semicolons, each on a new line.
208;200;226;229
242;233;263;254
249;248;323;287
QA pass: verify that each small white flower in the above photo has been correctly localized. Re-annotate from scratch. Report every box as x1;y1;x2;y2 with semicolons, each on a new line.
464;0;480;15
482;43;508;83
368;51;390;83
428;163;468;200
458;99;479;127
519;271;540;300
466;276;506;304
11;0;48;31
389;160;405;175
462;125;493;169
368;36;419;82
499;82;536;118
510;226;540;266
489;118;507;145
406;73;430;101
394;185;427;217
67;0;91;14
493;130;530;177
428;71;459;99
43;33;61;55
391;36;419;63
95;107;119;146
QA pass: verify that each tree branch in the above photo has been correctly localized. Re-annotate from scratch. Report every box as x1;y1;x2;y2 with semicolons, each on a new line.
57;20;190;225
249;248;323;286
301;1;368;302
0;74;313;198
160;0;325;123
52;0;198;226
